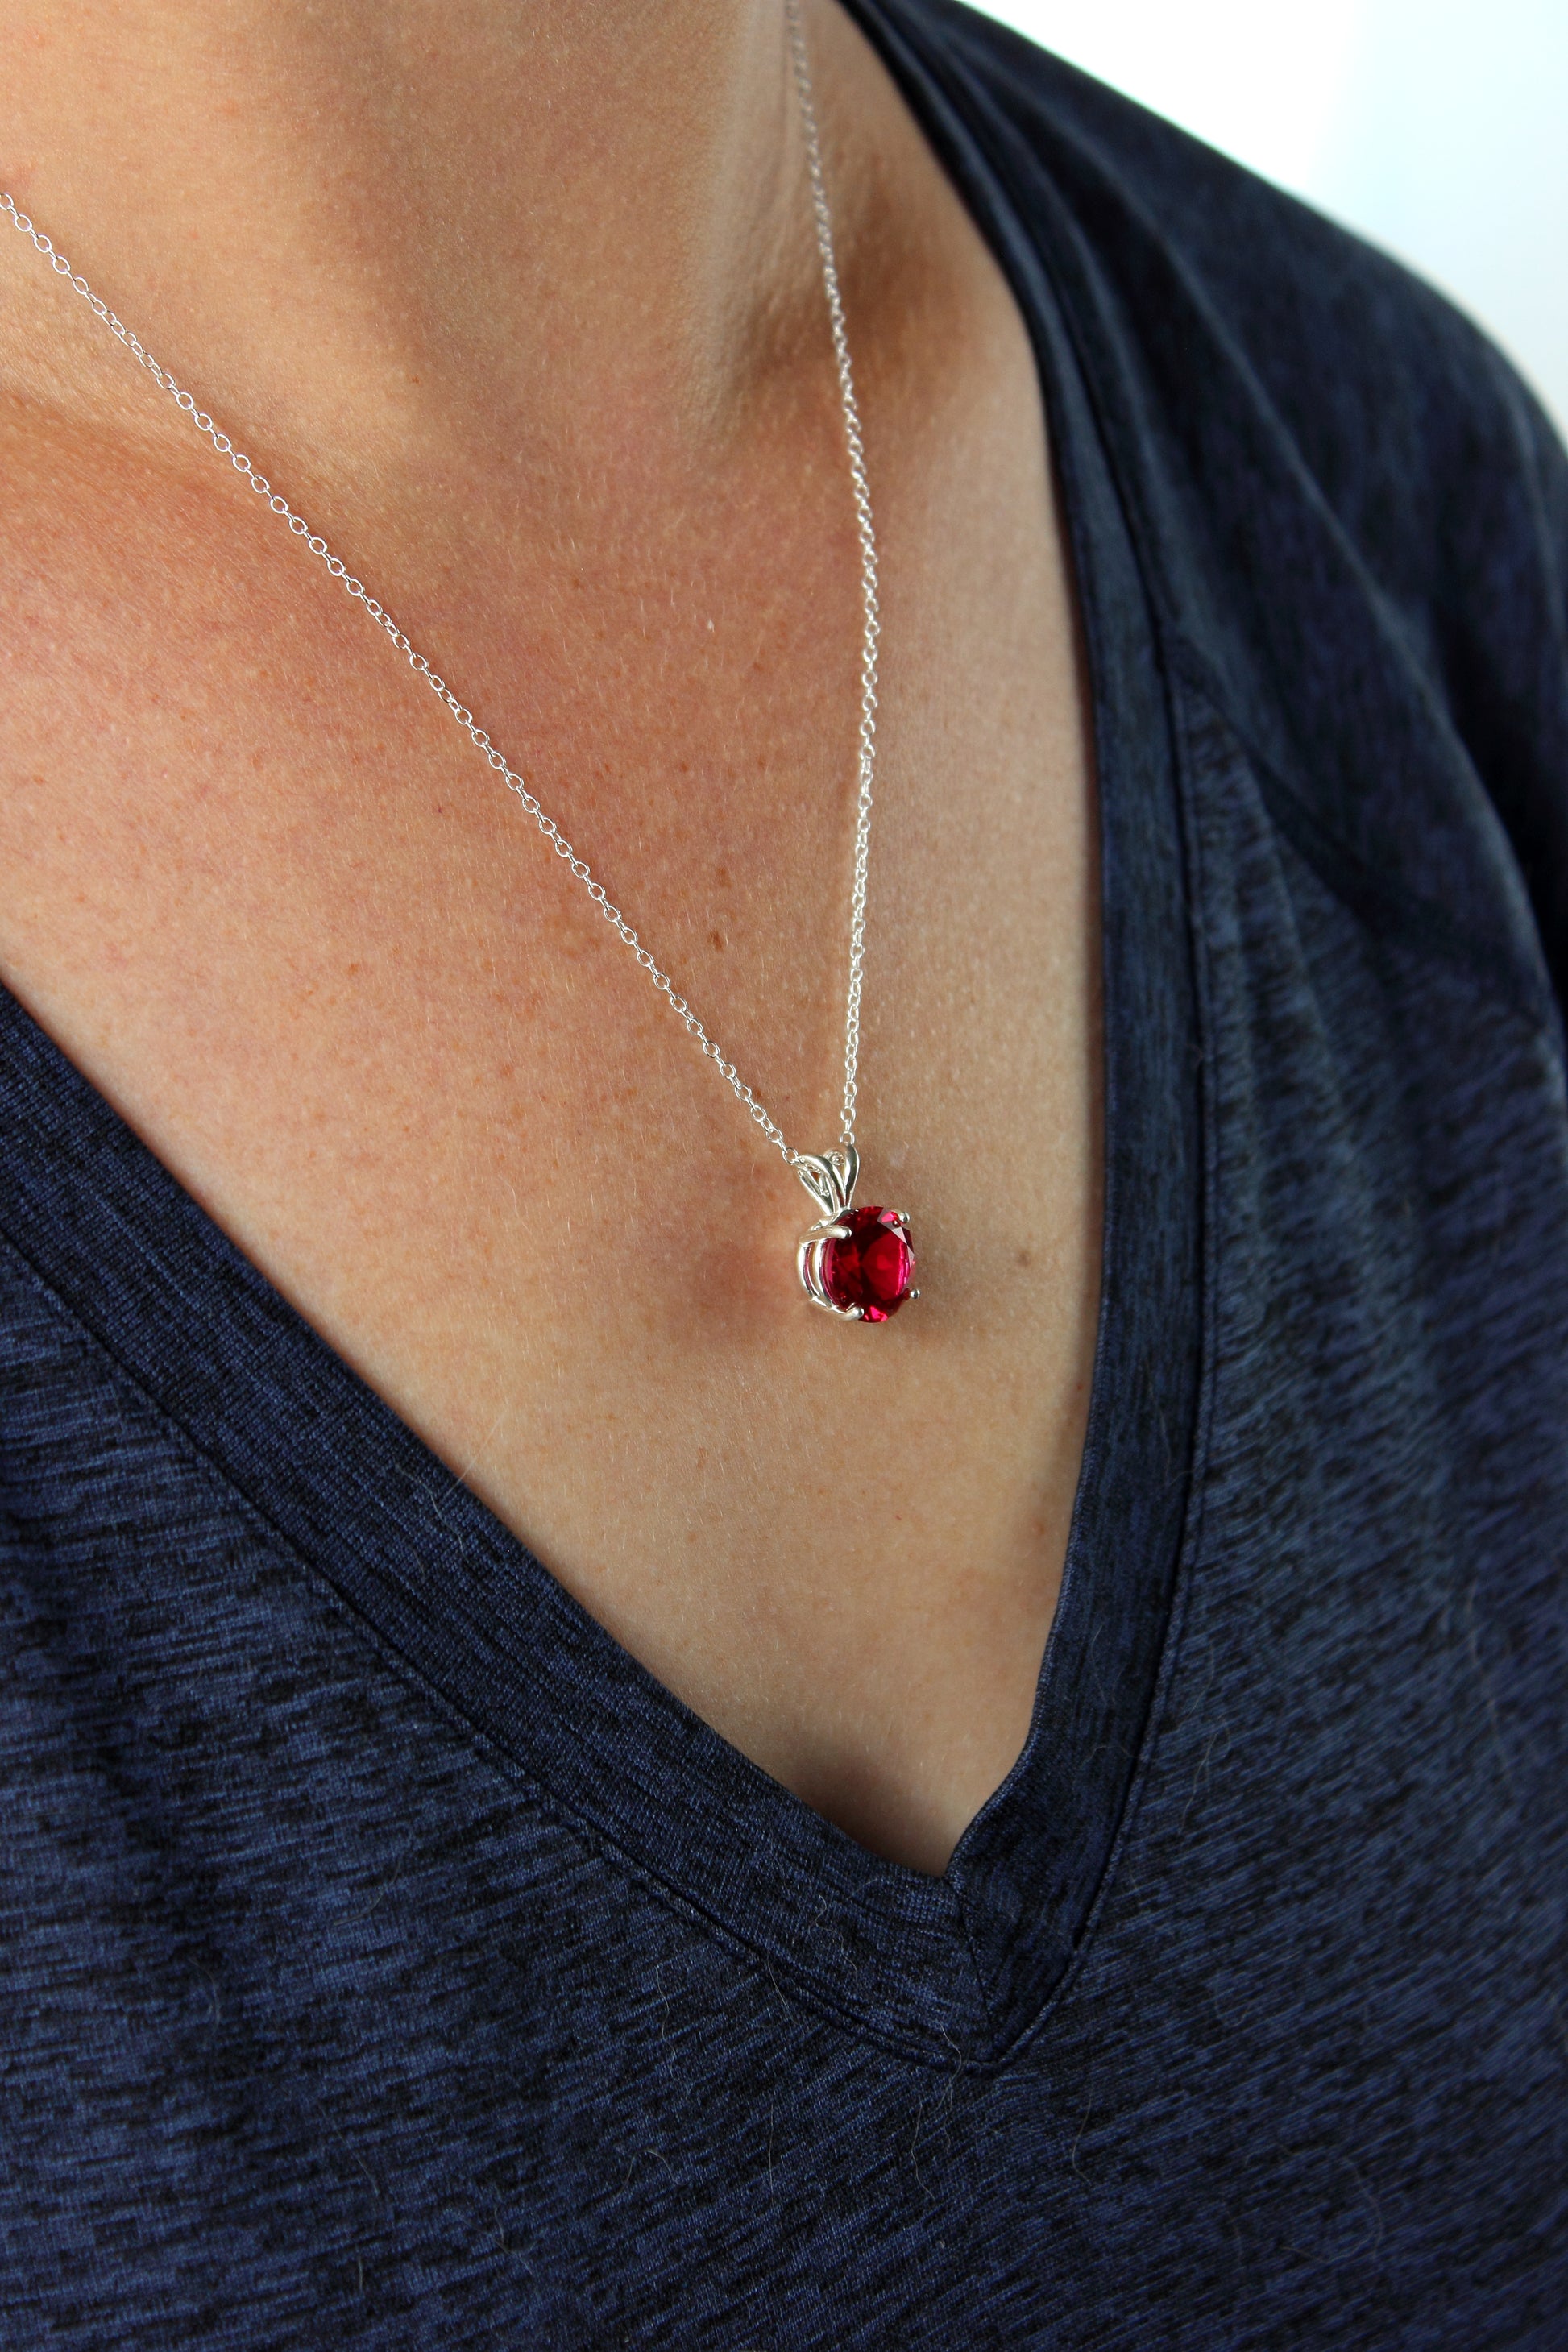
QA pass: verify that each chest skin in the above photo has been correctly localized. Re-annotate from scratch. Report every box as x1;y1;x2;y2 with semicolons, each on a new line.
0;139;1099;1876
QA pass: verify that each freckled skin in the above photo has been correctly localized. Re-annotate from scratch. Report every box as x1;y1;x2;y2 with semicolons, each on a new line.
0;0;1100;1873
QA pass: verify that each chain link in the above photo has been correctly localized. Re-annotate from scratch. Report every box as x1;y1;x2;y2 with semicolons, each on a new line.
0;3;881;1172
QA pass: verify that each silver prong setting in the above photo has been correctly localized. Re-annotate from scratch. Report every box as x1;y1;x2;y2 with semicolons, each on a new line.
798;1218;862;1316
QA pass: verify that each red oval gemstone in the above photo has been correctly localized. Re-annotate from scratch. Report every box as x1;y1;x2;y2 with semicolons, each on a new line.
820;1205;915;1321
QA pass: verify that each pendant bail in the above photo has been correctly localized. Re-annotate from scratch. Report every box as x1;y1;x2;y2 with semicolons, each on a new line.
794;1143;859;1221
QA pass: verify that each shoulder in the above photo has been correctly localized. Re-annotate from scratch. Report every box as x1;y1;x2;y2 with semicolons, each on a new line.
862;0;1568;1010
876;0;1566;554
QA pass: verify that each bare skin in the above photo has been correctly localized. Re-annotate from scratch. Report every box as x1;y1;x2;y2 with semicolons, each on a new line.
0;0;1099;1874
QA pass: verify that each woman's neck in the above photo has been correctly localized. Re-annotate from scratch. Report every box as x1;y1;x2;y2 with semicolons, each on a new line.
0;0;869;488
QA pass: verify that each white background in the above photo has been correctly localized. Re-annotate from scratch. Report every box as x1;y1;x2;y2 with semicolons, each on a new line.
977;0;1568;434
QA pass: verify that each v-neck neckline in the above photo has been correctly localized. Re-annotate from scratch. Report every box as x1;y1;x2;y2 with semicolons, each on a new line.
0;0;1204;2067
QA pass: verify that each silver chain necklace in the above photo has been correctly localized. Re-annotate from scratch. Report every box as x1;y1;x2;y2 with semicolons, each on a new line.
1;0;919;1323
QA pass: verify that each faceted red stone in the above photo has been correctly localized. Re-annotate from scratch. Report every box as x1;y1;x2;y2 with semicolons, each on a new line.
820;1205;915;1321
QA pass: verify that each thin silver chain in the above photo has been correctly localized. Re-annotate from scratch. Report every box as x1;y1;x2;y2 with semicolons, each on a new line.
786;0;882;1151
0;0;881;1169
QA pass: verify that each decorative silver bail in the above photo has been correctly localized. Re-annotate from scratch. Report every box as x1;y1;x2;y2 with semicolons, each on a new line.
794;1143;858;1222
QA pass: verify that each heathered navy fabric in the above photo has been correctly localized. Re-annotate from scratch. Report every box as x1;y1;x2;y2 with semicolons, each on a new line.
2;2;1567;2343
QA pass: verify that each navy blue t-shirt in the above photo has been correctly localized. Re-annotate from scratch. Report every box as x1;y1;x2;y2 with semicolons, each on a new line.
3;3;1566;2344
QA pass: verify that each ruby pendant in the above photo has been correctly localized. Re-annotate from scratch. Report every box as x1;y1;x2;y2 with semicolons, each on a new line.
795;1145;919;1322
